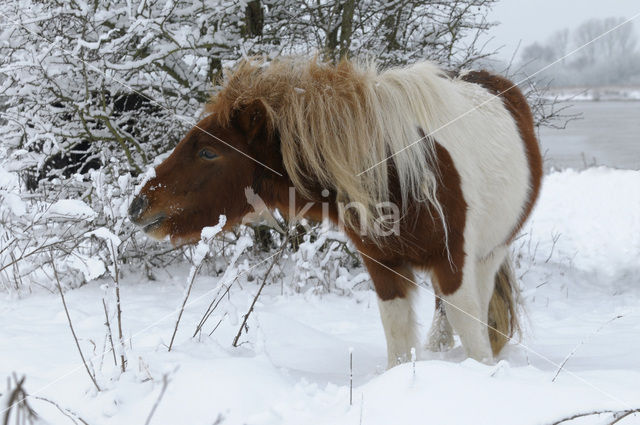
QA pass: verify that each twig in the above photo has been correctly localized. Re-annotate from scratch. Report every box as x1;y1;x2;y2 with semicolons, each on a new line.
208;313;228;337
548;408;640;425
193;283;234;338
109;241;126;373
143;375;170;425
168;261;204;351
552;314;624;382
102;298;118;367
192;282;237;338
51;255;101;392
544;232;561;264
349;348;353;406
359;393;364;425
232;237;289;347
411;347;416;380
610;410;637;425
34;396;91;425
2;374;38;425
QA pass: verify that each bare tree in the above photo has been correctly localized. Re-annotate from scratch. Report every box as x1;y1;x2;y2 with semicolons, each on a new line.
519;17;640;87
573;18;604;66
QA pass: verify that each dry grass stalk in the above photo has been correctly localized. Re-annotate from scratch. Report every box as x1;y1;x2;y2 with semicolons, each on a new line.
549;408;640;425
143;375;170;425
102;298;118;367
168;262;204;351
109;241;126;373
552;314;624;382
51;255;101;392
232;235;289;347
34;396;91;425
2;374;37;425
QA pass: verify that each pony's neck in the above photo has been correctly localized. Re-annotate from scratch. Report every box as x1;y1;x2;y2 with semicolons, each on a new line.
259;176;339;225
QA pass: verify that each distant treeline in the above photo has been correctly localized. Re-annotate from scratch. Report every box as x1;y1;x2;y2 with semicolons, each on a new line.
518;17;640;87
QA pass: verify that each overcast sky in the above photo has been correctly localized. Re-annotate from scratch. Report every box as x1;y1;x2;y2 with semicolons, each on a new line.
485;0;640;61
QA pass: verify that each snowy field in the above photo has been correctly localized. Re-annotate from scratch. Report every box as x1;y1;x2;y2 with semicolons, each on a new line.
1;166;639;424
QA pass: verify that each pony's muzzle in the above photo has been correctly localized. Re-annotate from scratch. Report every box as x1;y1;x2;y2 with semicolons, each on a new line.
128;195;149;223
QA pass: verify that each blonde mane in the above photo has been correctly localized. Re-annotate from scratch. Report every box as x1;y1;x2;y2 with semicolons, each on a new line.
207;56;449;238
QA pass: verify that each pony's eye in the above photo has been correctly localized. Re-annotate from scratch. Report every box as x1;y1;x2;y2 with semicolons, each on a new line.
199;149;218;160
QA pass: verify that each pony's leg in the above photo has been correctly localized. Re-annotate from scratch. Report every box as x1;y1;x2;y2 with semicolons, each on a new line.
439;259;494;362
363;258;420;369
425;296;454;352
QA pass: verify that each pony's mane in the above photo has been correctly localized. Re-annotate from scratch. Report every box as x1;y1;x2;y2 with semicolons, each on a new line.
207;56;449;238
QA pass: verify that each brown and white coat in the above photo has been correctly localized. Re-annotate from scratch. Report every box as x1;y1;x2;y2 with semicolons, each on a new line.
129;57;542;367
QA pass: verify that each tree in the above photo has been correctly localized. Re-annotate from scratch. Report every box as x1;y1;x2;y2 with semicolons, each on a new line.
521;42;557;66
261;0;498;67
518;17;640;87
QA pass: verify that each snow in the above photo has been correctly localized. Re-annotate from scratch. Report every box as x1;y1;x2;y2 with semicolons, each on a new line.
86;227;122;248
0;191;26;216
201;215;227;241
134;166;156;195
1;167;640;424
47;199;97;221
0;166;19;189
188;215;228;270
66;254;107;282
524;167;640;280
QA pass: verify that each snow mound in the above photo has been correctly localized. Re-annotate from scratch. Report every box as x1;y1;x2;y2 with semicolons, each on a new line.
47;199;97;221
0;166;20;190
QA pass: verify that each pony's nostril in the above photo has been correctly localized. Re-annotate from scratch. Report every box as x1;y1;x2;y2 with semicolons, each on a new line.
128;195;148;221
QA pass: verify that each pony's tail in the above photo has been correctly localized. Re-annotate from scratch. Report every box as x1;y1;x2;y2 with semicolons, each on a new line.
488;255;522;355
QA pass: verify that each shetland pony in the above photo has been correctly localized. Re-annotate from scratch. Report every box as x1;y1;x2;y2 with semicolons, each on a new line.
129;57;542;367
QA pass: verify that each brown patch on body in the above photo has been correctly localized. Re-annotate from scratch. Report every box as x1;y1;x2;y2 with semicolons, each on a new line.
459;71;543;242
336;135;467;299
245;128;467;300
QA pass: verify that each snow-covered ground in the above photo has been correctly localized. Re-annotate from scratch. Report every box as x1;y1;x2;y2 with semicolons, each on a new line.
1;167;640;425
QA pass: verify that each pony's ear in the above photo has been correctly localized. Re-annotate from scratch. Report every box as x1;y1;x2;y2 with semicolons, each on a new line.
234;99;268;143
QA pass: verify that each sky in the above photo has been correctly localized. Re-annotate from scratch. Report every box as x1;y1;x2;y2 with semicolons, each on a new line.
485;0;640;61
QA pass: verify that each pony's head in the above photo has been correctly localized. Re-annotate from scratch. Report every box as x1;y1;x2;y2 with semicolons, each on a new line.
128;100;280;245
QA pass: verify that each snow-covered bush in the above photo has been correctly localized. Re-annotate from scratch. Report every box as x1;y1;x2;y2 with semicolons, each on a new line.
286;225;368;295
0;161;155;292
0;0;251;291
0;0;252;180
0;0;499;292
